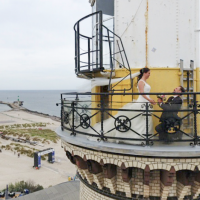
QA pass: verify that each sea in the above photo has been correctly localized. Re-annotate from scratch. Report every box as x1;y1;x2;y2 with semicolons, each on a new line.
0;90;75;117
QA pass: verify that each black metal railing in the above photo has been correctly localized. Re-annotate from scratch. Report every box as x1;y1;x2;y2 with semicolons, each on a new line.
59;92;200;146
74;11;132;91
74;11;103;74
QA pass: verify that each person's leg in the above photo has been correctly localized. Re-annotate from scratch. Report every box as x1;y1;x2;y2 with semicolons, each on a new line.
155;123;165;140
155;123;162;133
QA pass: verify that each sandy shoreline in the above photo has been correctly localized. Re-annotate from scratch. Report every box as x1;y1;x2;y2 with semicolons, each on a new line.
0;110;76;190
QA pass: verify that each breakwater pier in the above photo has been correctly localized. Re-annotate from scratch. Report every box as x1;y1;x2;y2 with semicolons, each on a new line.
0;101;60;122
0;101;24;110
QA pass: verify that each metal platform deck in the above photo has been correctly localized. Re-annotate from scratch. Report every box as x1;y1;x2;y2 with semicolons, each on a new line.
57;127;200;158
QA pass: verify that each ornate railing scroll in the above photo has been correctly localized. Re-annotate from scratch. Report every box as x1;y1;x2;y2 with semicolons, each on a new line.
59;92;200;146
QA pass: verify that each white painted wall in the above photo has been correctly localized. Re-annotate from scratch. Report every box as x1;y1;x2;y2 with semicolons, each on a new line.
114;0;199;69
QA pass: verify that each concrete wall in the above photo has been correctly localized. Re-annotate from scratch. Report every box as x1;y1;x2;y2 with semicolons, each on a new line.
114;0;199;69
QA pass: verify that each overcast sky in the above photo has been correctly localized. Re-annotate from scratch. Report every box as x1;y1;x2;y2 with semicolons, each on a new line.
0;0;91;90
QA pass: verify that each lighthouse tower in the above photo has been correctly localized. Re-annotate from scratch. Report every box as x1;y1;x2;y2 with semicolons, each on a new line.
57;0;200;199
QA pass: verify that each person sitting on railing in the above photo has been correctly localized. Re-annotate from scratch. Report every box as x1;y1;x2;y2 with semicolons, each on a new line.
156;86;185;141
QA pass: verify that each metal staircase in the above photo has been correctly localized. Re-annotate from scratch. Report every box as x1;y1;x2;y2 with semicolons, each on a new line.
74;11;133;92
180;59;194;131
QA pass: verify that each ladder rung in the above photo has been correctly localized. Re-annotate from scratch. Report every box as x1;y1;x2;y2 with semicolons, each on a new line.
182;117;194;120
182;124;193;127
183;97;193;100
184;87;193;91
181;107;193;109
183;69;194;71
182;118;193;121
182;117;194;119
182;126;193;130
183;78;193;81
182;122;194;124
182;120;193;123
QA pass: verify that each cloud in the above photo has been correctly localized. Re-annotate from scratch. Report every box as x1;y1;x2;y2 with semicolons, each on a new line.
0;0;91;90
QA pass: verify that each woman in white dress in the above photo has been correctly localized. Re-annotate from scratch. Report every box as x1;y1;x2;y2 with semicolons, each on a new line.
88;68;155;145
114;67;155;144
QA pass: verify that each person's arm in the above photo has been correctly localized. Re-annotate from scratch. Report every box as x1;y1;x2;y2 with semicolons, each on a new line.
138;81;155;104
158;98;163;107
160;98;182;111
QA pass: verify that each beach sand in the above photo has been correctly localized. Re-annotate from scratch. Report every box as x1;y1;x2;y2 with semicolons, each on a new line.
0;110;76;190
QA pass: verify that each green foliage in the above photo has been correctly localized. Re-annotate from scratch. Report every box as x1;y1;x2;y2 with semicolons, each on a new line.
41;155;46;160
25;135;30;140
32;137;41;142
3;123;48;130
1;126;59;143
0;123;58;158
9;143;46;159
7;180;43;193
5;145;11;150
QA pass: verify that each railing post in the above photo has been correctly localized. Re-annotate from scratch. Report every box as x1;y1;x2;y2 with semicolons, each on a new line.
75;94;79;101
119;37;132;90
145;102;150;146
100;94;104;141
77;22;80;73
71;101;75;136
107;29;113;91
61;94;64;131
187;71;190;125
99;11;103;70
107;29;113;70
88;38;90;71
75;31;77;74
75;95;79;122
193;94;198;145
